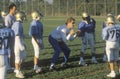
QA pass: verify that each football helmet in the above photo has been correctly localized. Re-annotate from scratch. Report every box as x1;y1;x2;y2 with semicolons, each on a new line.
116;15;120;21
82;12;89;18
106;16;115;24
1;11;6;17
15;11;26;22
31;11;41;19
107;13;113;17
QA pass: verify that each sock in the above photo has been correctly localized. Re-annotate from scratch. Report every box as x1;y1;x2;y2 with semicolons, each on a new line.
111;70;115;73
15;69;20;74
80;57;84;61
34;65;38;70
92;56;96;60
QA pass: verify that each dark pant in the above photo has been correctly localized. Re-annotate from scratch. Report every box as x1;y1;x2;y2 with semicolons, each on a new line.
48;35;70;64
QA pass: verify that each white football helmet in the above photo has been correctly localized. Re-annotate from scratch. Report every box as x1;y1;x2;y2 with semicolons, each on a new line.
15;11;26;22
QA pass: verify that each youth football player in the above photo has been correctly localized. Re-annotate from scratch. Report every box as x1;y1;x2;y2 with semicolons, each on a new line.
0;15;13;79
12;12;26;78
29;11;44;73
102;16;120;78
77;12;98;66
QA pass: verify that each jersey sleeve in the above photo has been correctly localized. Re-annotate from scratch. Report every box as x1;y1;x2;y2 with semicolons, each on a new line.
61;28;67;42
102;27;108;40
78;22;85;30
29;22;38;36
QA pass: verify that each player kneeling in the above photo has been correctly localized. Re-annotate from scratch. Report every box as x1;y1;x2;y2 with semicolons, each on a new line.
102;16;120;78
12;12;26;78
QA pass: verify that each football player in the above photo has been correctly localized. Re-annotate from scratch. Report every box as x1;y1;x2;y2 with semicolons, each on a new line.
102;14;114;62
12;12;26;78
77;12;98;66
4;3;17;71
102;16;120;78
0;15;13;79
48;17;76;70
29;11;44;73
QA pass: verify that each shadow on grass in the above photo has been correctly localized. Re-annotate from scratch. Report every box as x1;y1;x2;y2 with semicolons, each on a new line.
22;52;106;78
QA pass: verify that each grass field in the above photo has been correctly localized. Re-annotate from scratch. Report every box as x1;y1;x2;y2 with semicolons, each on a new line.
7;16;120;79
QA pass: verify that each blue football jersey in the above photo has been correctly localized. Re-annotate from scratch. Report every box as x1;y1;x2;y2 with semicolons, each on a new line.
78;18;95;36
29;20;43;39
102;25;120;41
0;27;13;55
12;21;24;38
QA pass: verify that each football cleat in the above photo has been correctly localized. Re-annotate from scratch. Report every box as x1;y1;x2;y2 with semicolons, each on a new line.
61;63;69;68
107;72;116;78
49;65;56;71
16;71;24;78
34;68;42;73
79;60;87;66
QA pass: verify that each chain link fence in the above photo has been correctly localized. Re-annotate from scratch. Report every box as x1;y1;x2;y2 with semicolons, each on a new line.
0;0;120;16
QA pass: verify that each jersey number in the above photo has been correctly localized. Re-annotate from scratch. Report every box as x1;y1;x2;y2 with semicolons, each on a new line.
0;37;9;49
110;30;120;38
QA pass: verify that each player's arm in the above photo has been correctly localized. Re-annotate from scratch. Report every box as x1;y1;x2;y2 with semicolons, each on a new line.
102;27;108;40
30;25;43;47
76;22;85;37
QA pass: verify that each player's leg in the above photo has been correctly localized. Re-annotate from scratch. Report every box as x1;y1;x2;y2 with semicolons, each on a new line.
59;42;70;67
114;48;120;74
79;35;87;66
0;55;7;79
14;49;24;78
48;35;62;70
106;48;116;78
89;33;98;64
32;38;42;73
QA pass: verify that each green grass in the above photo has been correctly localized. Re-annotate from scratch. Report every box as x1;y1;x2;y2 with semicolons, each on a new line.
7;16;120;79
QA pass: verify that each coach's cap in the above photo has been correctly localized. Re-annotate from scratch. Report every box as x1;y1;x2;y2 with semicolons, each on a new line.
82;12;89;18
106;16;115;24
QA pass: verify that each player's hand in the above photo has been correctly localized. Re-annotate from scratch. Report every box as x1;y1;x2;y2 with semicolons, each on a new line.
76;30;81;36
69;29;75;35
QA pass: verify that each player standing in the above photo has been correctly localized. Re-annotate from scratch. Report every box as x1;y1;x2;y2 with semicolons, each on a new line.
4;3;17;70
12;12;26;78
102;17;120;78
0;15;13;79
77;12;98;66
29;11;44;73
102;14;114;62
48;17;76;70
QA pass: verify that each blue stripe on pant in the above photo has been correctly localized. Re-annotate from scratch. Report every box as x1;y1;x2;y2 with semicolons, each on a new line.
48;35;71;64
